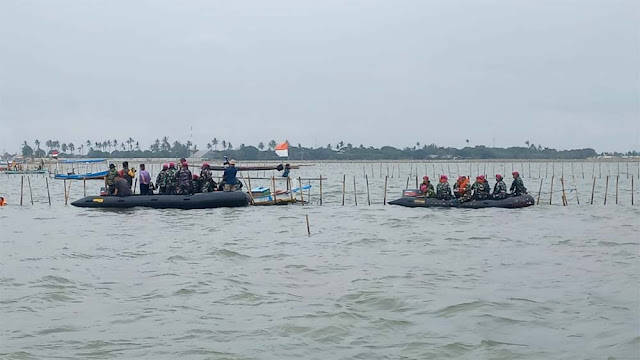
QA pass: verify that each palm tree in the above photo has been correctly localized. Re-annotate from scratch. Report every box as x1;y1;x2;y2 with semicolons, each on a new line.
212;138;219;150
206;142;212;150
161;136;170;151
135;141;140;151
416;142;420;148
466;139;470;147
61;143;68;153
113;139;118;149
222;140;227;150
107;140;112;152
35;139;40;151
268;140;276;150
45;140;52;153
86;140;91;150
258;142;265;150
68;143;75;155
127;137;134;151
79;144;84;155
121;143;126;151
227;142;233;150
525;140;530;148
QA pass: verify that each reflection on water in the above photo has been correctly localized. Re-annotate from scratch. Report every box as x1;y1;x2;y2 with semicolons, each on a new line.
0;162;638;359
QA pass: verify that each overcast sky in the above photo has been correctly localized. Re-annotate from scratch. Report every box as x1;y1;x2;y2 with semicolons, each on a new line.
1;0;638;154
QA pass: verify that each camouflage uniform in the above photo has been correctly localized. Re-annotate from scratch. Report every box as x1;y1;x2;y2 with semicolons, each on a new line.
200;168;216;193
420;182;436;198
164;168;178;195
436;182;453;200
471;181;490;200
156;170;167;195
493;180;507;199
176;168;193;195
510;177;527;196
106;168;118;195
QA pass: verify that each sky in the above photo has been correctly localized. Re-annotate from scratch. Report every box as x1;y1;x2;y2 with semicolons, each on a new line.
1;0;638;154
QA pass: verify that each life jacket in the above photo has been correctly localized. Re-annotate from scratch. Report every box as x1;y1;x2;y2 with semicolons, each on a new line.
457;178;469;194
0;197;6;206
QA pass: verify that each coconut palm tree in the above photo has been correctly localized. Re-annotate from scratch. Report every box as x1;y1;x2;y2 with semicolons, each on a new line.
221;140;227;150
258;142;265;150
35;139;40;151
268;140;276;150
212;138;219;150
466;139;470;147
68;143;75;155
61;143;68;153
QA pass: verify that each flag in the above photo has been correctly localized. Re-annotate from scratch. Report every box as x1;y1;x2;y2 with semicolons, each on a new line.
275;142;289;158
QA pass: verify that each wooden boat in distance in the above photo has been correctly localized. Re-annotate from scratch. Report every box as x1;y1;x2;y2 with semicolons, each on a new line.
208;164;303;171
53;159;108;180
54;171;108;180
71;191;250;209
1;169;48;175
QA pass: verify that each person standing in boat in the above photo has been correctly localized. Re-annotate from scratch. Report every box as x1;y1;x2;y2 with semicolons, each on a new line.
471;175;490;200
139;164;151;195
105;163;118;196
223;159;239;191
492;174;508;199
121;161;133;189
510;171;528;195
165;162;178;195
175;162;193;195
419;176;436;197
113;173;132;197
156;164;168;195
436;175;453;200
199;163;216;193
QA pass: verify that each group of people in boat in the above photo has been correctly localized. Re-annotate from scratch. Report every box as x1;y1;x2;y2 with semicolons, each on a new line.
419;171;527;202
104;158;241;197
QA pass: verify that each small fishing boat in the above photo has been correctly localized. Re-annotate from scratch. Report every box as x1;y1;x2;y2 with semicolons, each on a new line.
389;190;535;209
53;159;108;180
249;185;311;205
1;169;48;175
71;191;250;209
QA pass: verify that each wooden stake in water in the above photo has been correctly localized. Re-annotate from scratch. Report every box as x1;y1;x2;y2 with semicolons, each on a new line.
366;175;371;205
298;177;304;205
271;176;277;205
341;174;346;206
63;179;67;204
45;176;51;205
537;178;543;205
560;177;568;206
305;214;310;236
604;176;609;205
27;176;33;205
405;177;410;189
83;178;87;197
383;175;388;205
632;177;634;205
319;174;323;205
590;177;596;205
20;175;24;206
582;163;585;179
415;175;419;189
353;176;358;206
572;175;580;205
549;176;554;205
615;175;619;204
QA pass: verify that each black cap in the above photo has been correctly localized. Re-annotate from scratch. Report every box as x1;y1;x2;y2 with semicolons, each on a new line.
109;164;115;168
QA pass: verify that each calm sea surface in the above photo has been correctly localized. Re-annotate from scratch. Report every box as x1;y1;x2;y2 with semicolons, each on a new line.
1;161;638;359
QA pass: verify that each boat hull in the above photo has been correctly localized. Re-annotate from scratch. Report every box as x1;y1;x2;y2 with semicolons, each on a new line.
54;171;108;180
388;194;535;209
71;191;250;209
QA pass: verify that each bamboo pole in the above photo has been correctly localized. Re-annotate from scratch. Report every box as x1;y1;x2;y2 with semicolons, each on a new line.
537;178;543;205
83;178;87;197
572;175;580;205
582;163;585;179
615;175;619;204
305;214;310;236
341;174;346;206
241;174;254;205
65;180;72;205
604;176;609;205
288;177;294;202
271;176;277;205
383;175;388;205
549;176;554;205
63;179;67;204
27;176;33;205
632;176;634;205
405;177;410;189
560;177;567;206
415;175;418;189
45;177;51;205
20;175;24;206
546;162;549;178
353;176;358;206
590;177;596;205
319;175;323;205
366;174;371;206
298;177;304;205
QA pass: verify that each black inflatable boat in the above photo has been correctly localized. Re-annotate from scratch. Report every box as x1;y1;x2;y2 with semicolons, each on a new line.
389;192;535;209
71;191;250;209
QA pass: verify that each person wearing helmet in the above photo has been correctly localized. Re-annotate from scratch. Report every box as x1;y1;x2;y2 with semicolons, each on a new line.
105;163;119;196
471;175;490;200
165;162;178;195
176;161;193;195
454;176;472;202
436;175;453;200
510;171;527;196
419;176;435;198
200;163;216;193
222;159;238;191
493;174;508;199
156;164;168;195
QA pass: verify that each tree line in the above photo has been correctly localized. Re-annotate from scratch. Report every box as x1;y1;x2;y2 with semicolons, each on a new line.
15;138;628;160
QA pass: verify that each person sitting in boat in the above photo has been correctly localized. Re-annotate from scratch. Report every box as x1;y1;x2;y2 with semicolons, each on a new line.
436;175;453;200
175;162;193;195
114;173;132;197
222;159;239;191
165;162;178;195
282;163;291;178
492;174;508;199
510;171;527;196
199;163;216;193
471;175;490;200
156;164;168;195
191;174;201;194
105;163;118;196
454;176;472;201
419;176;436;198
